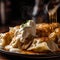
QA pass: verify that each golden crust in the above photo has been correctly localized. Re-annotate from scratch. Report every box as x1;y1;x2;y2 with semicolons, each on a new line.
36;23;60;37
0;32;13;47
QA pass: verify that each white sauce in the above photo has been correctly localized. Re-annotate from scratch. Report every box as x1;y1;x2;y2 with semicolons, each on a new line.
14;20;36;43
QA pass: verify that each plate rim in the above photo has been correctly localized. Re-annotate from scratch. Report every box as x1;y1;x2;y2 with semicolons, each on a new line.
0;49;60;58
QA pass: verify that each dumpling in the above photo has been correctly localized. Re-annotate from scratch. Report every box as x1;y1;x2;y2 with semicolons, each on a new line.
49;28;60;43
27;38;58;52
0;32;13;47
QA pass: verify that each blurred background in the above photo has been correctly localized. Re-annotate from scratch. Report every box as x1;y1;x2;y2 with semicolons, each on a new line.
0;0;60;32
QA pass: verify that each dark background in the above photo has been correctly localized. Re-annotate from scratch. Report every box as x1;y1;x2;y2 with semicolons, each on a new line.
0;0;60;25
8;0;60;22
10;0;49;20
